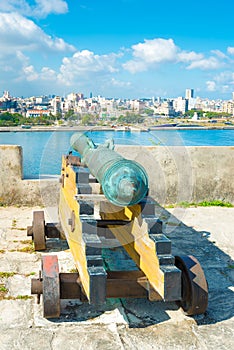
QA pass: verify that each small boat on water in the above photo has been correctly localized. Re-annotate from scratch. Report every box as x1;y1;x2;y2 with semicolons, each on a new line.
176;124;204;128
21;125;31;129
112;125;148;132
150;123;177;128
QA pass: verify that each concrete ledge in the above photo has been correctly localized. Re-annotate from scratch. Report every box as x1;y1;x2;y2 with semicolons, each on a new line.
0;145;60;206
0;144;233;206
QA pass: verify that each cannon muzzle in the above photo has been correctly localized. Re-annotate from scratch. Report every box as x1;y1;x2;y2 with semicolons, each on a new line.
70;132;148;206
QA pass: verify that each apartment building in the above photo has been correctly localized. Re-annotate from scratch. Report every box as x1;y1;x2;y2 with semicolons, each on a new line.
222;100;234;115
173;97;188;114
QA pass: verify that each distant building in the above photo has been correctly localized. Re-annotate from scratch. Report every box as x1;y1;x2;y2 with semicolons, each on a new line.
129;100;145;113
187;97;196;110
35;96;49;105
155;100;175;116
50;96;62;115
26;109;50;118
185;89;194;99
0;91;11;101
174;97;188;114
222;101;234;115
0;99;17;111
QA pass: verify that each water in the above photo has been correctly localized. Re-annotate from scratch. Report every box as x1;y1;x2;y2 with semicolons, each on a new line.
0;129;233;178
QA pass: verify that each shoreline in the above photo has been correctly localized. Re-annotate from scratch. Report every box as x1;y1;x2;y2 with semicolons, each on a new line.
0;125;234;132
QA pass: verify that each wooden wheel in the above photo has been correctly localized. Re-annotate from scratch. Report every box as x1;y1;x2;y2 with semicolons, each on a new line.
33;211;46;251
41;255;60;318
175;255;208;316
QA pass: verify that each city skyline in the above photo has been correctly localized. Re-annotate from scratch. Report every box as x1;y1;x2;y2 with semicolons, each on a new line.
0;1;234;100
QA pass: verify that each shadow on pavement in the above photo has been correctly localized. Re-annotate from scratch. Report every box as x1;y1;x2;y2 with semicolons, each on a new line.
155;205;234;326
41;205;234;328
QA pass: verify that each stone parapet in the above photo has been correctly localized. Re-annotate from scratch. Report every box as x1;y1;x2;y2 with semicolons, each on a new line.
0;144;233;205
0;145;60;206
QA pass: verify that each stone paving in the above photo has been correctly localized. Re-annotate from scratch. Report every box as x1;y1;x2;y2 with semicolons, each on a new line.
0;206;233;350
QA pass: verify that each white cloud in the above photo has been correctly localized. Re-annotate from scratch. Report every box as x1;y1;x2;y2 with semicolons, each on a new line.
122;60;148;73
33;0;68;18
186;57;223;70
178;51;203;62
15;59;57;83
40;67;57;80
221;85;230;93
123;38;225;73
0;0;68;18
132;38;178;62
206;71;234;94
110;78;131;87
58;50;120;85
23;65;38;81
0;12;75;53
123;38;178;73
213;71;234;84
0;49;28;81
16;50;30;63
0;0;31;15
227;46;234;55
211;50;228;59
17;63;57;83
206;81;216;91
8;49;124;94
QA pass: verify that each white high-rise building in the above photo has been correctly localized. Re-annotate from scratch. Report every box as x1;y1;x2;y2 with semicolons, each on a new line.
0;91;11;101
51;96;62;115
174;97;188;114
185;89;194;100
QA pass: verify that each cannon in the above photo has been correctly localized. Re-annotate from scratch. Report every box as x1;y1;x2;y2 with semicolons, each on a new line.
28;133;208;319
70;132;148;206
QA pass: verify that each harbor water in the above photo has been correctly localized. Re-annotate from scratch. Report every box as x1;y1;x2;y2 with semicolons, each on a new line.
0;129;233;178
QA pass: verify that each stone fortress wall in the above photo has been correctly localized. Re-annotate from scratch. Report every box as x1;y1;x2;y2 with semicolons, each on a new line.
0;145;233;206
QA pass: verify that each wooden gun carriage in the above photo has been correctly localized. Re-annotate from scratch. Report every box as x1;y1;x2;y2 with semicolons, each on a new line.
28;133;208;318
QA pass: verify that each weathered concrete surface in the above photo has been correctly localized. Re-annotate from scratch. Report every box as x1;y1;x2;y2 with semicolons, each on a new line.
0;145;60;206
0;206;233;349
0;145;234;206
115;145;234;204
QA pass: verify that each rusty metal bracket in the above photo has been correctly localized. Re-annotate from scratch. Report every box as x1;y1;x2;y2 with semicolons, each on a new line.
41;255;60;318
31;269;157;307
27;221;62;240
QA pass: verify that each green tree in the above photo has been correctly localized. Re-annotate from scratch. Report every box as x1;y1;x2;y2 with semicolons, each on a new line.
64;109;75;120
117;113;145;124
0;112;19;126
81;114;95;125
144;108;154;115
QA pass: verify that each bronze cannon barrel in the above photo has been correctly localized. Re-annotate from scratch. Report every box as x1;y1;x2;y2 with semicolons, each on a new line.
70;132;148;206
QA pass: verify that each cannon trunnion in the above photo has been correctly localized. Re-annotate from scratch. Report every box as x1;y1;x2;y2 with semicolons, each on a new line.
28;135;208;319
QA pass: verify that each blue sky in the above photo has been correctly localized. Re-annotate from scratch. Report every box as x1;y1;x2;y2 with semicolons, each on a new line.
0;0;234;100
